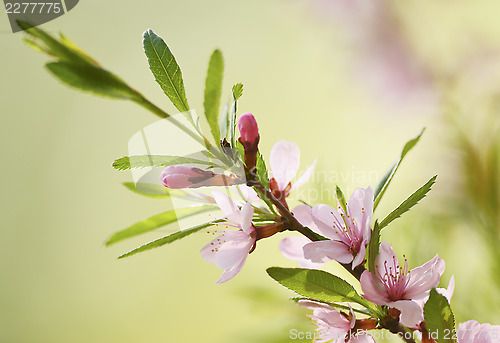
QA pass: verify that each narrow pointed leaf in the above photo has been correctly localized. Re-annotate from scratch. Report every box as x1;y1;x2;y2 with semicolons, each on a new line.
143;29;190;113
112;155;213;171
424;289;456;343
378;175;437;230
122;182;171;198
256;151;270;189
229;83;244;147
20;20;96;67
368;221;380;274
336;186;348;214
290;297;371;315
46;62;141;100
266;267;375;310
118;221;220;259
374;129;425;210
204;50;224;143
105;205;218;246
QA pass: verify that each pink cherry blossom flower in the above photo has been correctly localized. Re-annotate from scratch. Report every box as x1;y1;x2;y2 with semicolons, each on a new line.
298;300;375;343
360;242;445;328
303;187;373;268
161;165;242;189
279;204;324;269
200;191;255;284
458;320;500;343
269;140;316;202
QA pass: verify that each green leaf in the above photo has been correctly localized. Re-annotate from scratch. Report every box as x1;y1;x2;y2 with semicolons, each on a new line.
105;205;218;246
256;151;270;189
374;129;425;210
118;221;219;259
336;186;348;214
204;50;224;143
424;289;456;343
229;83;244;147
232;83;244;100
112;155;213;171
266;267;374;310
378;175;437;230
122;182;170;198
46;62;141;100
290;297;371;316
368;220;380;274
143;29;190;114
20;21;96;67
20;22;140;101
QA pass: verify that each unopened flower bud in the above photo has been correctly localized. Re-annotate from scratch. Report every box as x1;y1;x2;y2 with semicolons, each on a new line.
161;165;243;189
238;113;260;171
238;113;259;145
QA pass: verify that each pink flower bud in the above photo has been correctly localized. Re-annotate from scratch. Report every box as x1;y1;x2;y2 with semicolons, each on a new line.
238;113;260;170
161;165;243;189
238;113;259;145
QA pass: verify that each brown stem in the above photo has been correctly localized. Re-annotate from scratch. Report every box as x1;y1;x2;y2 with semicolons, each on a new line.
380;310;416;343
252;181;319;241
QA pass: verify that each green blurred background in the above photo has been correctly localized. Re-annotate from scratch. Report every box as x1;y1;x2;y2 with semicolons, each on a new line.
2;0;500;342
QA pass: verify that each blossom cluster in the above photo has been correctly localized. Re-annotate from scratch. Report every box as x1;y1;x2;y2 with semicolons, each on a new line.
21;24;499;343
156;113;499;343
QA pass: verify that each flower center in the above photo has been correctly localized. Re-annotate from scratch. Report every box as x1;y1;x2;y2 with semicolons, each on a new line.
377;255;411;301
331;208;361;251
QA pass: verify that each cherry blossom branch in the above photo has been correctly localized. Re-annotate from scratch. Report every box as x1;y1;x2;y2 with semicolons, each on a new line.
250;178;369;281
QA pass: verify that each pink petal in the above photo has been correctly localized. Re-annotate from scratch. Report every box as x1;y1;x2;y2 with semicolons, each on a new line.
212;191;241;224
280;236;310;260
292;205;322;235
405;254;445;299
360;270;391;305
215;256;247;284
316;310;351;331
298;300;334;312
389;300;424;328
458;321;477;343
303;240;353;264
292;159;317;190
348;305;356;329
200;235;223;264
270;140;300;190
239;202;255;235
375;242;399;281
347;187;374;237
458;320;500;343
280;237;323;269
352;239;368;268
238;185;260;201
311;204;345;240
214;232;254;269
437;275;455;302
300;301;351;331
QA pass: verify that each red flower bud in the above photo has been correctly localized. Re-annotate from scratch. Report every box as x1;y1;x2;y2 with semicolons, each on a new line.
238;113;259;145
238;113;260;171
